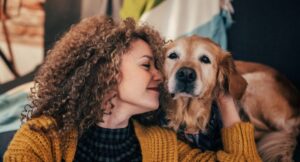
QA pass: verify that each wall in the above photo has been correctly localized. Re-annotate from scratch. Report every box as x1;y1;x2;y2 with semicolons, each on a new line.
227;0;300;89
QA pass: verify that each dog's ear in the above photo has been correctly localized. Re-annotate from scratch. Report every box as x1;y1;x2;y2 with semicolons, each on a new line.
217;52;247;100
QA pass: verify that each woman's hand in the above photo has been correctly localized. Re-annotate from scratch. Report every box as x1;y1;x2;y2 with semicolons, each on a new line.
216;92;241;128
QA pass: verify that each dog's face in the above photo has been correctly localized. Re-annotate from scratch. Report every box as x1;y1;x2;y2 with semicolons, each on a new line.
165;36;221;99
163;35;247;133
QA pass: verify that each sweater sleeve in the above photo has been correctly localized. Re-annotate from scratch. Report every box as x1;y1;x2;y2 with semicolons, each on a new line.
177;122;262;162
3;117;60;162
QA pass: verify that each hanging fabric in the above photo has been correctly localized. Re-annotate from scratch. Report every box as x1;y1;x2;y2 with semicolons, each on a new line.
120;0;233;49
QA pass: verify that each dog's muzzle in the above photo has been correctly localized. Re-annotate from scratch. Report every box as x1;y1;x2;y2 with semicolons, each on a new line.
175;67;196;94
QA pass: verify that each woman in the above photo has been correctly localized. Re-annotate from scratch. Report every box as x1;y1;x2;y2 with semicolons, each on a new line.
4;16;262;162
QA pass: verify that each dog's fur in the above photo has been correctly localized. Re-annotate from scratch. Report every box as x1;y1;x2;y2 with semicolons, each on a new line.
163;35;300;162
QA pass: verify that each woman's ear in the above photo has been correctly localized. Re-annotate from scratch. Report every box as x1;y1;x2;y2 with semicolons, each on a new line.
217;52;247;100
101;90;118;114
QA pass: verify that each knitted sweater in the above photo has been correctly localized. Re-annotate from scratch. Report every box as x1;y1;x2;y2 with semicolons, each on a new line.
4;116;262;162
73;122;142;161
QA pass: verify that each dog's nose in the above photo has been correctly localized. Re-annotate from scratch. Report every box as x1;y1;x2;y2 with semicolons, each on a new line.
176;67;196;82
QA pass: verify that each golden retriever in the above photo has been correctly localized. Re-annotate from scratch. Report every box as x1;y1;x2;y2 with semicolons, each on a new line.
163;35;300;162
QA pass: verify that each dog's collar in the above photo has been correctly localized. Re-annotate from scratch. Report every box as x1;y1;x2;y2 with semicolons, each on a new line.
176;102;223;151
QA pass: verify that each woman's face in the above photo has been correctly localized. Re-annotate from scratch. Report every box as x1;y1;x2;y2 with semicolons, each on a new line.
117;39;163;115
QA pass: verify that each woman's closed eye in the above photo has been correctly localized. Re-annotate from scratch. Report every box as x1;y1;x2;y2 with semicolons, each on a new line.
140;56;154;70
142;63;151;70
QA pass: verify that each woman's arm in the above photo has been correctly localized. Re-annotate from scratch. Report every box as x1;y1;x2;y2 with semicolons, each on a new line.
4;116;60;162
177;122;262;162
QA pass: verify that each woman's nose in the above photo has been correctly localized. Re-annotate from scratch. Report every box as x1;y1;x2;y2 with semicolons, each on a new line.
152;68;163;83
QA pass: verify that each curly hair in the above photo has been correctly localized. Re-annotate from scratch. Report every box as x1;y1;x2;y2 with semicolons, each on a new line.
22;16;166;139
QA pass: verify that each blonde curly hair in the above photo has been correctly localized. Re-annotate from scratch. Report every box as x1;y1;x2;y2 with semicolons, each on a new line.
23;16;166;138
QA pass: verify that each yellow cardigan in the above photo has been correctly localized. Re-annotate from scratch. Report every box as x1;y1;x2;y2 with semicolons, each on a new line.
4;116;262;162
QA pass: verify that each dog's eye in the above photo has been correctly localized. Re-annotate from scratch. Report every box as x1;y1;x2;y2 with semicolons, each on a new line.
199;55;211;64
168;52;179;59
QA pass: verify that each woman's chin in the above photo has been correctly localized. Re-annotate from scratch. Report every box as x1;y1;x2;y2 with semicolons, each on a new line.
143;103;159;112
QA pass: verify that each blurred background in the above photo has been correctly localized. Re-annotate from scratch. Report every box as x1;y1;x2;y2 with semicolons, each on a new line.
0;0;44;86
1;0;300;160
1;0;300;90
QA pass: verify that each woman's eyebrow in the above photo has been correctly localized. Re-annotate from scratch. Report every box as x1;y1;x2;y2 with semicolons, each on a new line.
142;55;153;60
